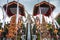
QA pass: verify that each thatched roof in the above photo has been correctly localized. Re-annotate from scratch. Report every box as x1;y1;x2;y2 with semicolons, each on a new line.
33;1;55;16
3;1;25;17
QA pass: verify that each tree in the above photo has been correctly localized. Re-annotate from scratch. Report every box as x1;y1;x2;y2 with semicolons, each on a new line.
56;18;60;25
0;23;2;29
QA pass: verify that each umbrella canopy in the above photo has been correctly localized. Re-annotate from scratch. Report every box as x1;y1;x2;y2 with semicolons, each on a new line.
33;1;55;16
3;1;25;17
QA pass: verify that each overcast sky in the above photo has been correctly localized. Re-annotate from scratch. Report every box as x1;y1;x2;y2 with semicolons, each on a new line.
0;0;60;23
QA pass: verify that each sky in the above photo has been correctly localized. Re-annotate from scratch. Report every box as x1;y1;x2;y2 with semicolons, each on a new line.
0;0;60;23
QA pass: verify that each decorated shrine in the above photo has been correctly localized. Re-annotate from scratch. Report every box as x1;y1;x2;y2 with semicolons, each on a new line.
0;0;60;40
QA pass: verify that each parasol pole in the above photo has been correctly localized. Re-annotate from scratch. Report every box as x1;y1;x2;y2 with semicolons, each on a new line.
2;0;8;29
0;6;4;29
38;0;42;40
16;0;19;25
16;0;19;40
1;0;8;40
39;6;42;40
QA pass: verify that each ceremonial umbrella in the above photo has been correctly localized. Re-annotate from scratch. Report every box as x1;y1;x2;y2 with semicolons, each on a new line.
33;1;55;17
3;1;25;17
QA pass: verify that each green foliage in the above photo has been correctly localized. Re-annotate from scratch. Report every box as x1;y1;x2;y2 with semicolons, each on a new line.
46;24;52;30
37;33;40;40
33;24;36;34
56;18;60;25
48;24;51;26
0;23;2;29
4;23;10;28
22;24;26;34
